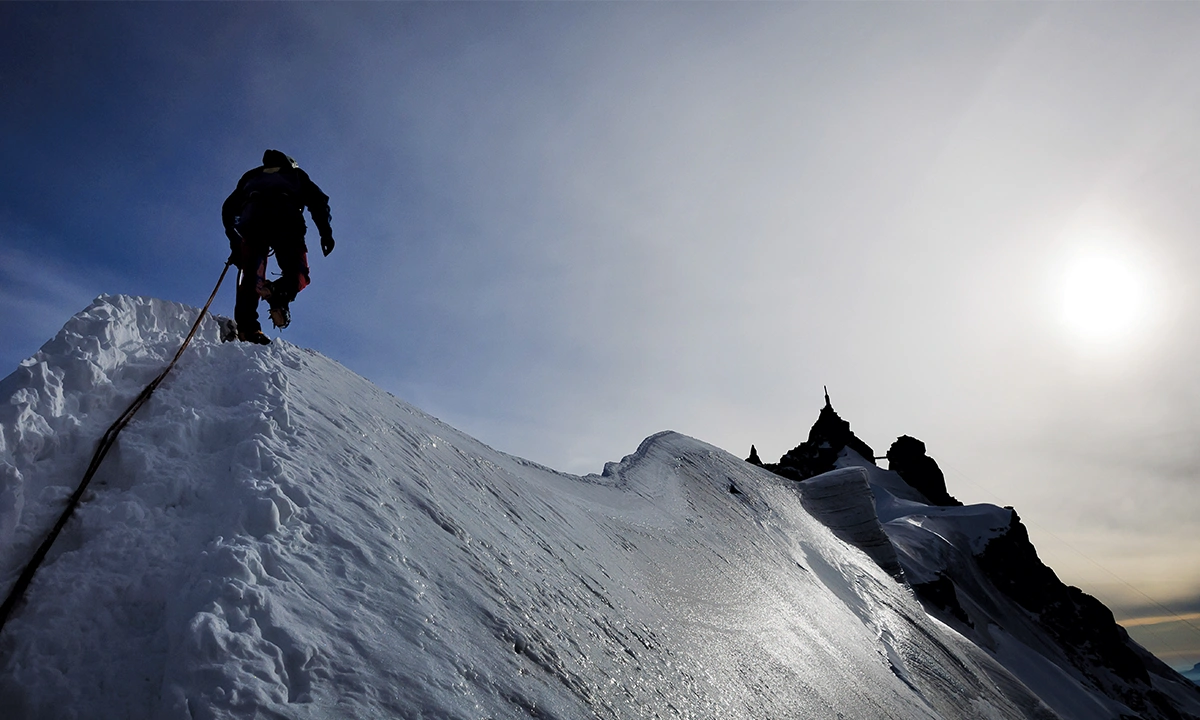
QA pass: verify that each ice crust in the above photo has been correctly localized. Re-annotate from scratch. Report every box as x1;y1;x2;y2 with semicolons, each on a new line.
1;295;1070;718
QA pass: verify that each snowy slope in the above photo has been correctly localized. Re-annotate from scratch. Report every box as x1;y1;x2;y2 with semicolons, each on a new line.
0;295;1069;719
831;451;1200;720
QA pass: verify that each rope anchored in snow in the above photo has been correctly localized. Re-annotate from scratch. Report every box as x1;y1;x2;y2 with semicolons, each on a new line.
0;260;234;636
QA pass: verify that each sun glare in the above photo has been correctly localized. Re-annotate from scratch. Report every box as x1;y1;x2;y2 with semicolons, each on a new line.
1059;251;1146;345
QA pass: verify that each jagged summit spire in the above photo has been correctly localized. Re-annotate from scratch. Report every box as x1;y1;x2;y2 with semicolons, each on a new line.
746;444;763;466
804;392;874;460
749;390;875;481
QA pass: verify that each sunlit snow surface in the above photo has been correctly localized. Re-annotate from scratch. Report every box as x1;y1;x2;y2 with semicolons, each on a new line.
1;295;1068;718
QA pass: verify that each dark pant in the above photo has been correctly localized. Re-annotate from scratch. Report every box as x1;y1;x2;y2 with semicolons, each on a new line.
234;229;310;333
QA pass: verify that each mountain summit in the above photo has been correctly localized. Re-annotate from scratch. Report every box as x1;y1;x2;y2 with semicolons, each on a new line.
1;295;1198;719
753;398;1200;720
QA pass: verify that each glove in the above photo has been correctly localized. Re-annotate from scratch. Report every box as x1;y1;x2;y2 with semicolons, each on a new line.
321;235;335;257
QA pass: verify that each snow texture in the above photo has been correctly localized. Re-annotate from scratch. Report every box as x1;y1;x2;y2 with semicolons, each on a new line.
793;466;904;580
0;294;1135;718
830;450;1200;720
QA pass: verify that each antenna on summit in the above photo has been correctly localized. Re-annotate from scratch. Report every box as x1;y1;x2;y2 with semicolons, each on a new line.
823;385;831;408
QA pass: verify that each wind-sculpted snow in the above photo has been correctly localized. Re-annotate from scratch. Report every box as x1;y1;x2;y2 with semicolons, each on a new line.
0;295;1063;719
793;467;904;580
828;453;1200;720
0;295;224;598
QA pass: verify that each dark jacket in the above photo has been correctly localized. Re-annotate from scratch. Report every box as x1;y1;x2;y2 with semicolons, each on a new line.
222;160;332;250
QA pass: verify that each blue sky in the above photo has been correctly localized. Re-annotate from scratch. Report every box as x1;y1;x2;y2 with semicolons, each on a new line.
4;3;1200;668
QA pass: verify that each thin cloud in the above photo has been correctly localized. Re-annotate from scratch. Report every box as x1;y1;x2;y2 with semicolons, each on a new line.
1120;612;1200;629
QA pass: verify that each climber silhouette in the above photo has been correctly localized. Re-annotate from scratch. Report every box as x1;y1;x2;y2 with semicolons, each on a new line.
222;149;335;344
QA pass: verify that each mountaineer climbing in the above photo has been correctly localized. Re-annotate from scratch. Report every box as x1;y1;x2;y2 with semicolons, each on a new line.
222;149;335;344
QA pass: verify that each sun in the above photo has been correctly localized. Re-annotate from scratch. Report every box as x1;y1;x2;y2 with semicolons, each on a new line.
1059;250;1147;344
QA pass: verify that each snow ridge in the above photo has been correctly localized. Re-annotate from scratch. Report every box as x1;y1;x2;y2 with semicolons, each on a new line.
3;295;1064;718
830;450;1200;720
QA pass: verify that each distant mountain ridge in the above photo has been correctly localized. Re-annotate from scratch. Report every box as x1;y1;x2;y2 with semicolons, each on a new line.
1186;664;1200;686
751;399;1200;719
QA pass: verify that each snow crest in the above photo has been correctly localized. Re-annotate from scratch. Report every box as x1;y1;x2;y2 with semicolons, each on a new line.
0;295;226;589
0;295;1062;719
795;466;904;579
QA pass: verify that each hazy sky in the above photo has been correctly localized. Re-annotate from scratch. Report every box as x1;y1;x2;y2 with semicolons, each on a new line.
3;3;1199;669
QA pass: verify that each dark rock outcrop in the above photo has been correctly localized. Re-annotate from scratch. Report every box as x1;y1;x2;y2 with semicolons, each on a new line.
763;390;874;481
977;509;1190;719
746;445;762;466
910;573;971;626
747;393;1200;719
885;435;962;507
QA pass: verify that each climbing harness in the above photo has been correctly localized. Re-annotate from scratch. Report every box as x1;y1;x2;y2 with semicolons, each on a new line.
0;260;234;636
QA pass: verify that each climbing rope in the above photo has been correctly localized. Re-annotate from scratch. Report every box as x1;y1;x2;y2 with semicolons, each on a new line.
0;260;234;635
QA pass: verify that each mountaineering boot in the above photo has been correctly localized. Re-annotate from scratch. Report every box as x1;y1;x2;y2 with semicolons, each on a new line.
268;303;290;330
238;328;271;345
217;317;238;343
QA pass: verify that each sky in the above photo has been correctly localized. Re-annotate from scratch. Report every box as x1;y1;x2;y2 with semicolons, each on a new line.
2;2;1199;670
